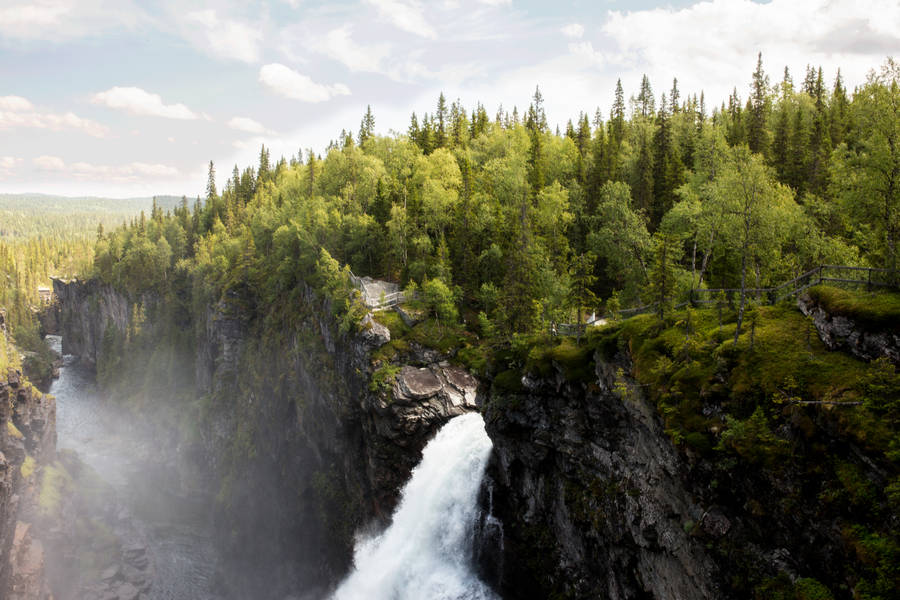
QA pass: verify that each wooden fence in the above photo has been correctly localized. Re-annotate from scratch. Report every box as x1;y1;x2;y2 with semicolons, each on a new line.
587;265;899;326
348;272;407;311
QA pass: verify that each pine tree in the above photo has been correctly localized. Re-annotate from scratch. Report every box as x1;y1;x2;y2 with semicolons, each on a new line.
725;88;746;146
420;113;433;154
651;100;684;230
257;145;270;184
611;79;626;144
529;86;548;132
669;77;681;113
306;150;317;198
450;99;465;147
637;75;655;118
788;104;808;194
435;93;448;148
358;105;375;145
632;123;654;217
648;231;682;321
748;52;770;156
771;100;791;183
206;161;217;201
829;69;849;147
408;112;420;143
802;64;817;96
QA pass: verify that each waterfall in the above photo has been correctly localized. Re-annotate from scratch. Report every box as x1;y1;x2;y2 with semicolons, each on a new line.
332;412;497;600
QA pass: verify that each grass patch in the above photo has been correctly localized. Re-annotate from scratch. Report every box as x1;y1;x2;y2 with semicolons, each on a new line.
407;318;469;355
370;363;402;393
807;285;900;331
373;309;410;339
522;336;596;383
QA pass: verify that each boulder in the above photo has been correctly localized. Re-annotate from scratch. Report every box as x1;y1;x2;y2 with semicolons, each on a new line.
359;313;390;349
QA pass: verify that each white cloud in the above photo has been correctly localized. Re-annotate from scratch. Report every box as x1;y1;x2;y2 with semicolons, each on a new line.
33;155;67;170
184;9;262;64
364;0;437;39
228;117;275;135
561;23;584;39
0;96;108;137
0;0;144;41
0;1;70;30
0;96;35;111
0;156;22;179
598;0;900;105
311;26;390;73
33;155;178;182
92;87;200;120
569;41;603;66
478;0;512;5
259;63;350;103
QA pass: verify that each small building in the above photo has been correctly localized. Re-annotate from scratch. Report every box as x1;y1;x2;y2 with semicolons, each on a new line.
37;287;52;304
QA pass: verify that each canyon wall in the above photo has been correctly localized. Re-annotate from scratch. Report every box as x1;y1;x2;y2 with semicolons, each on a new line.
0;309;57;600
49;278;480;596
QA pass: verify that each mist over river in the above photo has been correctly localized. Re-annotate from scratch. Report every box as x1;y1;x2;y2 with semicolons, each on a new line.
42;335;495;600
47;336;221;600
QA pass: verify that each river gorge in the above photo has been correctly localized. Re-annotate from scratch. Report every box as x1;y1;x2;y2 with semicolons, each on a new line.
0;277;891;599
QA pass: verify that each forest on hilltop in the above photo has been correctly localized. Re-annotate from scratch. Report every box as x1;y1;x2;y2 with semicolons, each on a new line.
90;55;899;342
0;194;182;377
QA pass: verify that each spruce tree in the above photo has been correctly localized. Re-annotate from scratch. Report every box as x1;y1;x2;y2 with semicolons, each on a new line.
611;79;626;144
358;105;375;145
748;52;770;156
435;93;448;148
637;75;655;118
408;112;420;143
206;161;217;201
829;69;849;147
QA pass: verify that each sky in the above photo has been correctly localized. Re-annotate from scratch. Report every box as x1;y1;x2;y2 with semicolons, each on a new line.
0;0;898;199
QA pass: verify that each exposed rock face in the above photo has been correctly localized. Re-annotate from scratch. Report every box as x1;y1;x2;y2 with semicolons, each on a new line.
0;313;56;600
49;278;480;597
48;277;133;369
479;355;720;599
798;292;900;364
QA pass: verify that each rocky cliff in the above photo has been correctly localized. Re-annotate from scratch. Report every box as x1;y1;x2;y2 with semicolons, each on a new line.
0;309;57;600
46;277;132;369
48;278;481;597
799;292;900;364
478;352;721;600
48;278;888;599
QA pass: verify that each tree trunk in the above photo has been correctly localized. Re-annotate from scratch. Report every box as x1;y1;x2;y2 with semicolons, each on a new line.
734;221;751;345
697;229;717;288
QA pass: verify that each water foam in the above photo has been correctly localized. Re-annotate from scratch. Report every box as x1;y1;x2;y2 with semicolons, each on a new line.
332;412;497;600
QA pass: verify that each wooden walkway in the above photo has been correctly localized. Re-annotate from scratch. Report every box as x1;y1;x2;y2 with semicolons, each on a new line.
349;272;406;311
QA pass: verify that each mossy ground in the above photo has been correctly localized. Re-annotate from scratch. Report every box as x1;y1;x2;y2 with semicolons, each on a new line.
473;286;899;599
807;285;900;331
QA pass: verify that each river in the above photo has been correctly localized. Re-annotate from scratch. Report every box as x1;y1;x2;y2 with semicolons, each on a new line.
47;336;221;600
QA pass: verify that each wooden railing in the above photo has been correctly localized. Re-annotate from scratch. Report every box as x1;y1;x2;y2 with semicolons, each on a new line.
687;265;899;307
555;265;899;335
348;271;407;311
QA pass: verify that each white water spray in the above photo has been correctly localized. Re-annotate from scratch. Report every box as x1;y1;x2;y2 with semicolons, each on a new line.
332;412;497;600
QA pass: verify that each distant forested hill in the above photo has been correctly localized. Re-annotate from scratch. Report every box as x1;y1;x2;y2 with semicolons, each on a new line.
0;194;184;240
